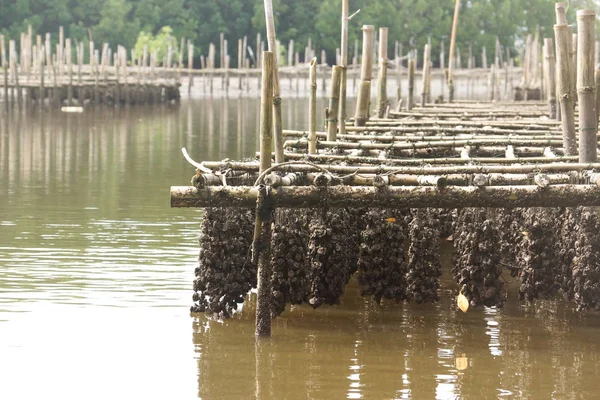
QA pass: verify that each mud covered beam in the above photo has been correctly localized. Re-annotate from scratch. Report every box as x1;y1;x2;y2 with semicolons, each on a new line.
171;184;600;209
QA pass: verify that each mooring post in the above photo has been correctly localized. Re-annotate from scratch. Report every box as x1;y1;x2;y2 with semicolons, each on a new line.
576;9;597;163
327;65;342;141
554;4;577;156
354;25;374;126
309;58;317;154
408;58;415;111
254;51;274;337
544;38;557;119
376;27;388;118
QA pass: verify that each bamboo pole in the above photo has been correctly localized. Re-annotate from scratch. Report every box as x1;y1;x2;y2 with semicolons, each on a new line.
281;152;578;165
327;66;343;141
200;160;600;175
421;44;430;107
447;0;460;102
339;0;349;135
376;27;388;118
286;138;564;151
39;45;44;109
2;39;8;111
544;38;557;119
172;184;600;209
354;25;374;126
308;58;317;154
595;69;600;125
255;51;274;338
576;10;597;163
263;0;284;164
408;59;415;110
552;22;576;154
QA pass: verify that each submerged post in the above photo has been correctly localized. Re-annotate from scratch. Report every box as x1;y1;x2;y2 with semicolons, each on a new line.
447;0;461;102
255;51;274;337
554;5;577;155
263;0;284;164
354;25;374;126
544;38;557;119
576;10;597;163
376;27;388;118
309;58;317;154
327;65;343;141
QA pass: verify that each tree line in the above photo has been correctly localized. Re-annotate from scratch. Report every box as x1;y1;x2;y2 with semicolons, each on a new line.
0;0;597;67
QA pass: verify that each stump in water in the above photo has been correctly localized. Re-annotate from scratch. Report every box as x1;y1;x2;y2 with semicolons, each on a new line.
573;208;600;311
357;209;408;304
406;209;442;304
452;208;505;308
307;208;359;308
270;209;310;317
517;208;562;302
191;208;255;317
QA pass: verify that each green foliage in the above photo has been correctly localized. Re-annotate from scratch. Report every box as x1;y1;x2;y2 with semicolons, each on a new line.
0;0;596;68
133;26;179;62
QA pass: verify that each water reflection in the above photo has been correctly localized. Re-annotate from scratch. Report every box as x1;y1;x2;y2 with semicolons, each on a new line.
192;260;600;400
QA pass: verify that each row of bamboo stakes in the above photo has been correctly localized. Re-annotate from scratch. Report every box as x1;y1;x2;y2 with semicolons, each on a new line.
0;25;196;109
1;16;536;108
173;2;600;336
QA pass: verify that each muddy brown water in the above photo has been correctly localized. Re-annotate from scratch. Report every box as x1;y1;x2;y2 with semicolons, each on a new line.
1;99;600;400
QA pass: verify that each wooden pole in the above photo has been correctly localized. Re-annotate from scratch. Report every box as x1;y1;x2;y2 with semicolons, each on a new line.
309;58;317;154
39;45;44;109
339;0;349;135
595;68;600;125
447;0;460;102
2;39;7;111
263;0;284;164
376;27;388;118
354;25;374;126
327;66;343;141
421;44;430;107
255;51;274;338
408;59;415;110
172;185;600;209
544;38;557;119
188;41;194;96
554;21;577;155
576;10;597;163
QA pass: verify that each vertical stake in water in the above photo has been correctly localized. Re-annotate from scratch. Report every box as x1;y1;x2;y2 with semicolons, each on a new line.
554;3;577;156
263;0;284;164
376;27;388;118
421;44;430;107
543;38;557;119
576;9;597;163
447;0;461;102
308;58;317;154
255;51;274;338
354;25;374;126
338;0;348;135
407;59;415;111
327;66;342;141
